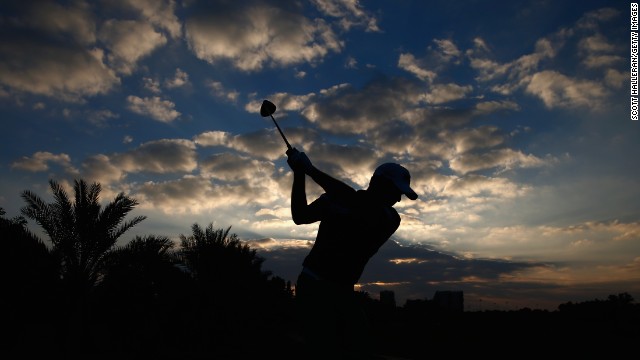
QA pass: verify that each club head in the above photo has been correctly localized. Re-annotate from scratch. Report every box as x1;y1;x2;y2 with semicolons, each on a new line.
260;100;276;117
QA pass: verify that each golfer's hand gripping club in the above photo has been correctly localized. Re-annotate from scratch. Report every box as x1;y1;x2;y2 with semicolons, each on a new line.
287;148;313;174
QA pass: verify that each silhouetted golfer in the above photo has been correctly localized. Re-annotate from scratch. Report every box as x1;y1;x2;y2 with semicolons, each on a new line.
286;148;418;359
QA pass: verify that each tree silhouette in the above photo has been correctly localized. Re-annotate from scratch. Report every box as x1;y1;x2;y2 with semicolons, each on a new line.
178;223;269;288
20;179;146;295
177;223;289;354
19;179;146;353
100;234;180;290
1;207;58;291
93;235;196;354
1;208;61;352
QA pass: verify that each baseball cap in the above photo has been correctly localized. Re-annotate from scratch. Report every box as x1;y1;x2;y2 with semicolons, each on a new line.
373;163;418;200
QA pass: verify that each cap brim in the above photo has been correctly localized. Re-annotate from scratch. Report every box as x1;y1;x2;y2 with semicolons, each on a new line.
394;181;418;200
404;189;418;200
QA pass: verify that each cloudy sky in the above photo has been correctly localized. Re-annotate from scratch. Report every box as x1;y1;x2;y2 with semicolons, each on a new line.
1;0;638;310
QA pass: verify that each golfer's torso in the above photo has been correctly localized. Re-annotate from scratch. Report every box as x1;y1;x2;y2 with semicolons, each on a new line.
303;191;400;284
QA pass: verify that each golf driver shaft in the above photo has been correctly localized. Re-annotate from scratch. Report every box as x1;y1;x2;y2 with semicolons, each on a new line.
271;114;292;150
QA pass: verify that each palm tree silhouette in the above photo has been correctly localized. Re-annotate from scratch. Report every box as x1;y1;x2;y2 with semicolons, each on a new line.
99;234;185;297
19;179;146;353
20;179;146;295
94;235;196;353
1;208;61;352
178;223;269;287
177;223;276;353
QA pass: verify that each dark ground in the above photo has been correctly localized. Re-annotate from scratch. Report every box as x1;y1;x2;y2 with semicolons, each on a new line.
7;305;636;359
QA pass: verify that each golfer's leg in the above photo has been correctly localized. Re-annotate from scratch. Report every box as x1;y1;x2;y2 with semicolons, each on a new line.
295;274;341;359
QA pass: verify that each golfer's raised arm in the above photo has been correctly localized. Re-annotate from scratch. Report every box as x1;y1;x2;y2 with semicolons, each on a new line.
287;148;317;224
286;148;354;197
306;167;355;197
290;168;313;224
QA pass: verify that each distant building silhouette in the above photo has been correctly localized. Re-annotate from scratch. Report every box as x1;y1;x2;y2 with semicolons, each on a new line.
380;290;396;307
433;290;464;312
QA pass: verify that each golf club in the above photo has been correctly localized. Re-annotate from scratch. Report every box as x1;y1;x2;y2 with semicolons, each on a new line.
260;99;292;150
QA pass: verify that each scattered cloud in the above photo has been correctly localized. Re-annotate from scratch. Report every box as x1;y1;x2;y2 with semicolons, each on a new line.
310;0;380;32
525;70;608;110
301;78;423;135
433;39;462;64
467;6;622;111
0;41;120;101
127;95;181;122
345;56;358;69
144;77;162;93
112;139;197;174
207;81;240;102
424;83;473;104
99;19;167;75
23;1;97;45
165;68;189;89
185;2;343;71
87;109;120;126
118;0;182;39
450;148;551;175
11;151;76;173
398;53;436;82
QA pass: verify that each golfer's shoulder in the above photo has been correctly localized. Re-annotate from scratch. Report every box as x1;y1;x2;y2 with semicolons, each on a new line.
357;191;400;223
322;188;357;203
385;206;401;225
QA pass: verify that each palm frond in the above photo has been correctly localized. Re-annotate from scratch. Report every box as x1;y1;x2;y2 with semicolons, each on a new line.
20;189;58;244
110;215;147;242
49;180;77;247
19;178;147;294
97;193;140;234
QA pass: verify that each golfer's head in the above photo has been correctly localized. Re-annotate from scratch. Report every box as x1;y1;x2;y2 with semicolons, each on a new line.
370;163;418;204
